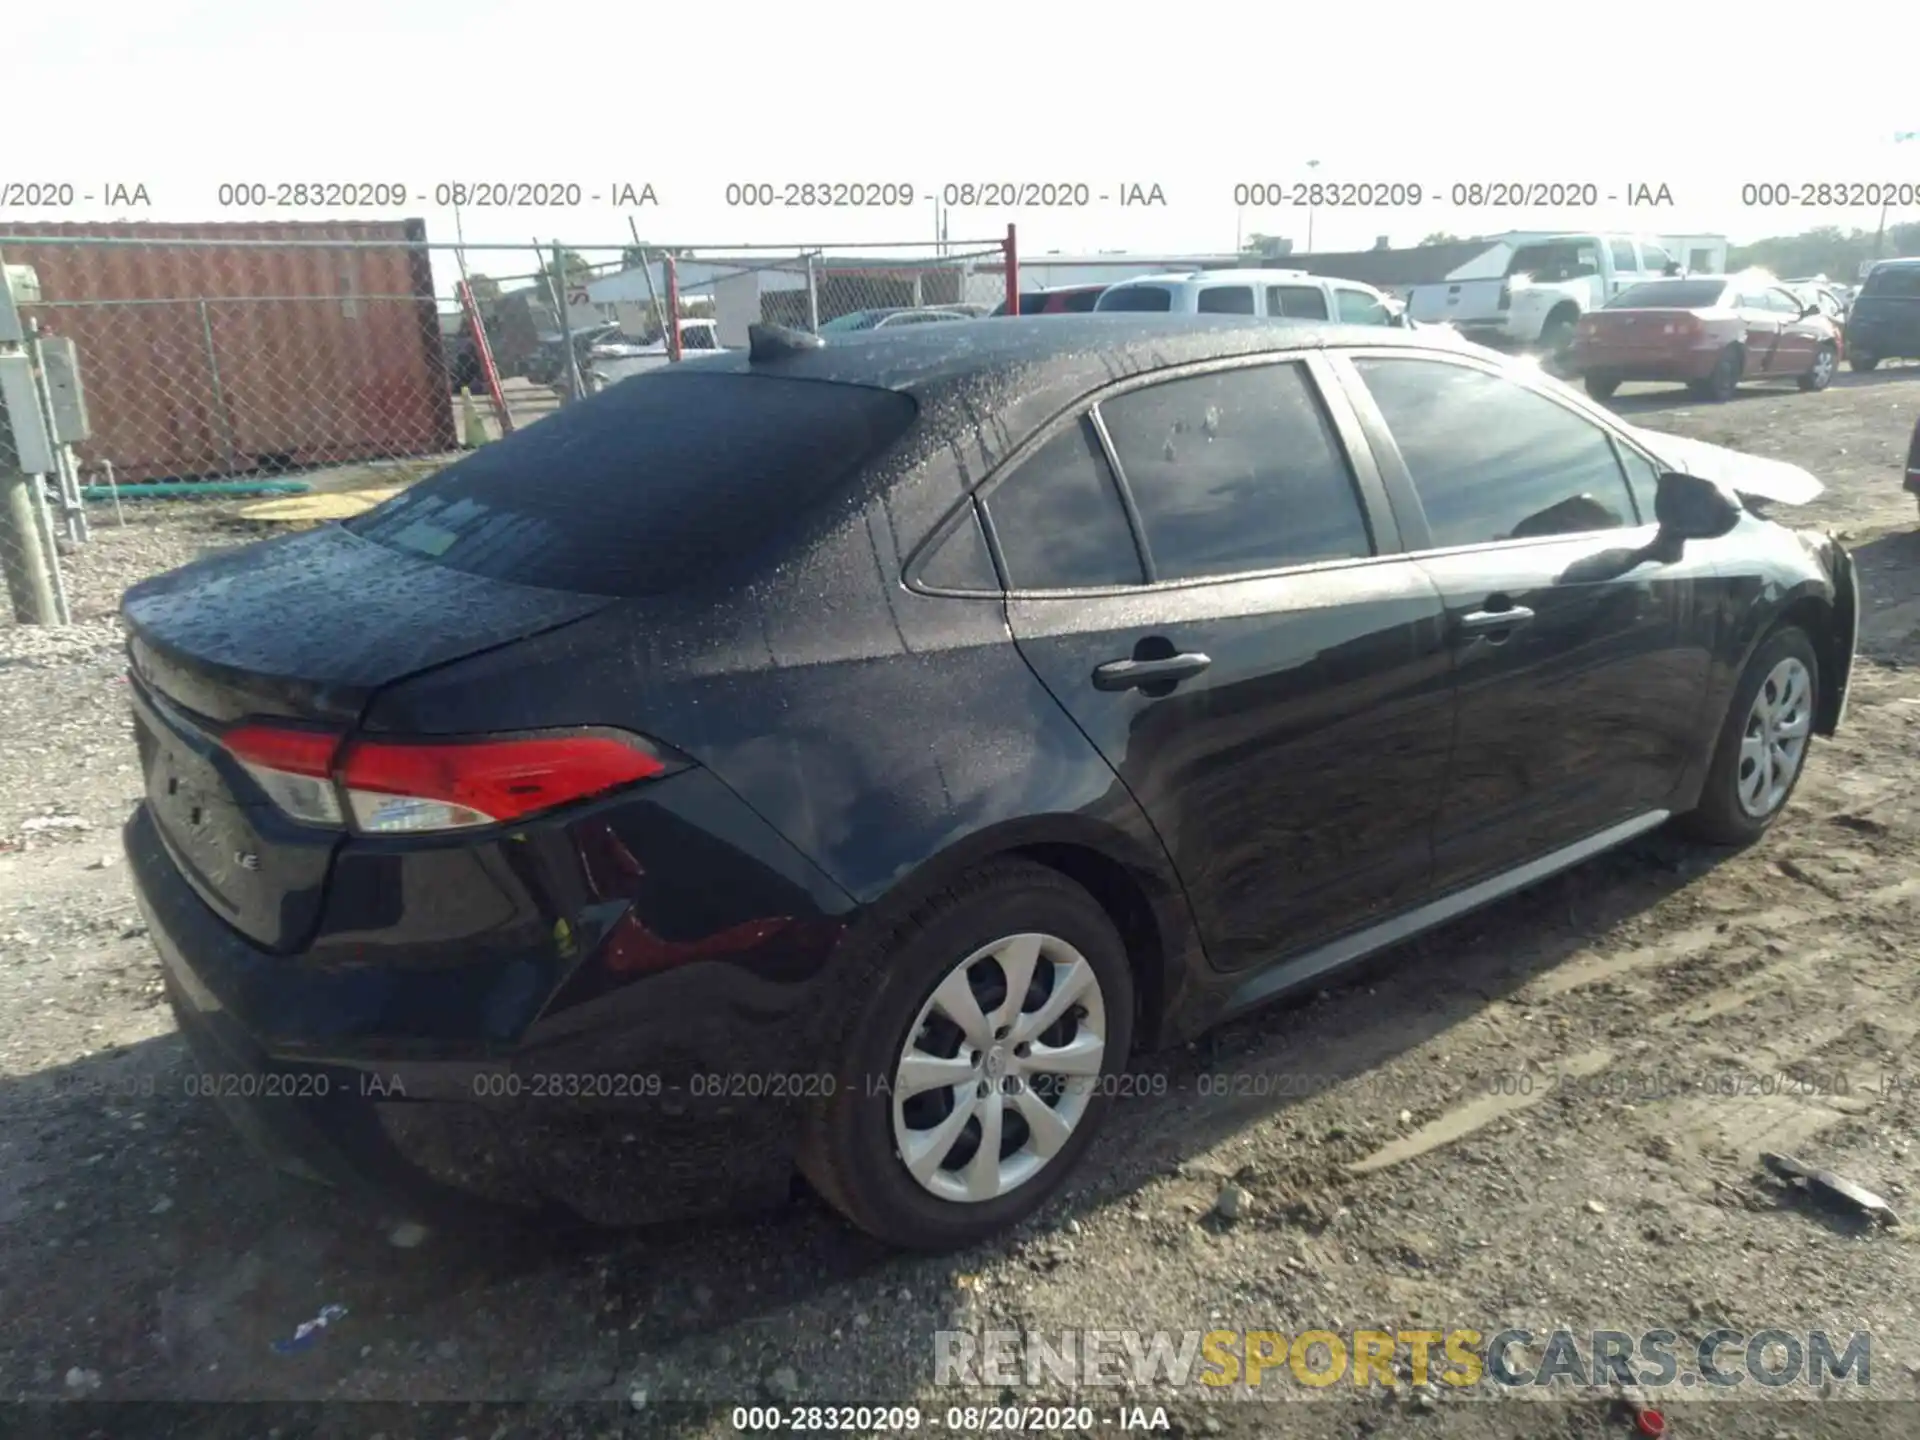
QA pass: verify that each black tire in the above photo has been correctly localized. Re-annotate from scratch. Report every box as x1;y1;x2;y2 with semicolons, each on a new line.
798;860;1135;1250
1687;345;1742;402
1849;353;1879;373
1538;311;1578;358
1675;626;1820;847
1584;375;1620;400
1798;342;1838;392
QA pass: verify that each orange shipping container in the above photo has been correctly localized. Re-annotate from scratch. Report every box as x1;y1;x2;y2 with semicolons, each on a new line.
0;219;458;482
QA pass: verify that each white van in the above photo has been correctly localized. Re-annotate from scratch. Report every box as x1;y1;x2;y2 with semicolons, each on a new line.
1093;268;1404;326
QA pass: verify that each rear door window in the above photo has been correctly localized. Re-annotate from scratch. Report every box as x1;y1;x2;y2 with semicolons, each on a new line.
1352;357;1637;547
1269;285;1330;320
1197;286;1255;314
1098;362;1372;580
349;371;917;596
1098;285;1175;312
983;418;1144;589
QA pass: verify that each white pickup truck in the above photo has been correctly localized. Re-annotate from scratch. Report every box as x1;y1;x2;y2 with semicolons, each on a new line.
1407;233;1683;354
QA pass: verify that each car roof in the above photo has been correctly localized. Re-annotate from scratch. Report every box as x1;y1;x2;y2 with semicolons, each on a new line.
1868;257;1920;269
688;315;1468;414
1108;269;1317;286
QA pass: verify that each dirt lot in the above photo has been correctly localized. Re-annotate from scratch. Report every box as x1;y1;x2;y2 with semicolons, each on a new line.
4;368;1920;1439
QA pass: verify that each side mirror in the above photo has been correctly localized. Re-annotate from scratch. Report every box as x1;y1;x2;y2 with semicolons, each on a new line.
1654;471;1741;541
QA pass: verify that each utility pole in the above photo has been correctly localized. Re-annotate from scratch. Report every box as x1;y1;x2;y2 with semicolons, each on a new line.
1872;132;1919;264
1305;159;1322;253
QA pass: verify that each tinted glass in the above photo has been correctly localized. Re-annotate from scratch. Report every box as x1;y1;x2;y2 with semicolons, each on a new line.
350;372;917;597
1062;288;1105;312
1353;358;1635;548
1270;285;1330;319
918;506;999;591
1197;286;1255;315
1607;280;1728;309
985;418;1143;589
1100;363;1371;580
1510;243;1599;280
1861;266;1920;298
1098;285;1174;312
1335;289;1391;324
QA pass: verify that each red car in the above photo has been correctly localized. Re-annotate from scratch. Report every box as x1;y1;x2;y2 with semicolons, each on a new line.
1568;275;1842;402
991;284;1109;316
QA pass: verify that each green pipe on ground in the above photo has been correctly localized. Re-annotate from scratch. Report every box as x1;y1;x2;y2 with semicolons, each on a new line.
79;480;313;501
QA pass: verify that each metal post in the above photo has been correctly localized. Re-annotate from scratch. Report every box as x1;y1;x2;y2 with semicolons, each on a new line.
665;257;682;362
1003;224;1020;316
1873;132;1918;264
805;251;820;332
626;218;671;344
547;240;585;404
27;461;70;624
198;300;239;474
101;459;125;527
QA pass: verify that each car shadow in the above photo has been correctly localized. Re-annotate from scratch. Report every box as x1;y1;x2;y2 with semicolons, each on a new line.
0;823;1737;1410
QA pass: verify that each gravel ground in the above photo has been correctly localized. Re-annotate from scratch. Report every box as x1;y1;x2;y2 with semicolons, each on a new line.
5;370;1920;1439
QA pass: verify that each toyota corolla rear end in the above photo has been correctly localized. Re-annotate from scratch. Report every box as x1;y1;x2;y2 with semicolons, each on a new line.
121;364;917;1226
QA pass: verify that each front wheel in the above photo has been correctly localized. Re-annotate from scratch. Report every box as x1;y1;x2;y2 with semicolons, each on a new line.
1583;375;1620;400
1675;626;1820;846
1850;353;1879;372
798;860;1135;1250
1798;343;1838;392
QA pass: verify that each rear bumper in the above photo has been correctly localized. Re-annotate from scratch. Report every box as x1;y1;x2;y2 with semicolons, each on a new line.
126;775;857;1226
1566;342;1721;381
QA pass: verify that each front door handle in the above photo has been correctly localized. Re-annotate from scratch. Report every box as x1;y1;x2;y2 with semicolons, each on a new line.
1092;653;1211;692
1456;605;1535;640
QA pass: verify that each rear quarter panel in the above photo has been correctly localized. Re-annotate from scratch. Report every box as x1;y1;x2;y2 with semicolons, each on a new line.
365;422;1207;1042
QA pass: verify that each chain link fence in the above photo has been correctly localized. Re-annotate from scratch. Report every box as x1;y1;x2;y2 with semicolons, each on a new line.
0;226;1017;628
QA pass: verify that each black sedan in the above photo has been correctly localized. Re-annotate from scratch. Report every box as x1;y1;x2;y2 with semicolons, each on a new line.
121;314;1858;1250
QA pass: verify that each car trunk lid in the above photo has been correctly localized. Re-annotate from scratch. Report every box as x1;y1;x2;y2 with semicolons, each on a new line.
123;524;613;951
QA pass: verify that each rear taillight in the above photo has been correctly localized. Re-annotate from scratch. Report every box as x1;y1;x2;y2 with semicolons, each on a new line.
222;724;681;834
224;723;346;827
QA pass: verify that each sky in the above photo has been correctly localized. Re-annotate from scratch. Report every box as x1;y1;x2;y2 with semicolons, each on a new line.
7;0;1918;298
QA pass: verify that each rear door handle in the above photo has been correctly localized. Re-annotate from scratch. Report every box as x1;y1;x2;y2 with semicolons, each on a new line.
1456;605;1534;639
1092;653;1211;692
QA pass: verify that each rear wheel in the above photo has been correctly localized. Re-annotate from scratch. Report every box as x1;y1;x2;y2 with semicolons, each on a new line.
1850;352;1880;372
1798;343;1838;391
1687;345;1742;402
1583;374;1620;400
1676;626;1820;846
799;861;1135;1250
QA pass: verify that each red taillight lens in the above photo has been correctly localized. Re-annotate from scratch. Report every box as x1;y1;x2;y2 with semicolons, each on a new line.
219;724;679;834
340;734;673;833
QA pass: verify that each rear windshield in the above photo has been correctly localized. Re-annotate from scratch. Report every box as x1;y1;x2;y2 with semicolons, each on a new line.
1061;288;1104;312
1860;266;1920;298
1097;285;1174;312
1607;280;1729;309
348;371;917;597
